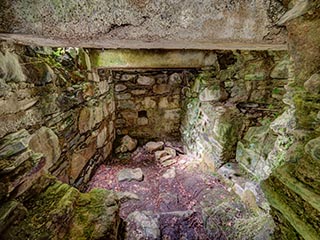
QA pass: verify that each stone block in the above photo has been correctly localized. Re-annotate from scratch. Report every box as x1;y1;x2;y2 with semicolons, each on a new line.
115;84;127;92
121;74;135;81
97;127;107;148
118;168;143;182
137;76;155;86
141;97;157;109
0;129;31;159
137;117;148;126
131;89;147;95
145;141;164;153
169;73;182;85
29;127;61;171
153;84;171;94
115;135;137;153
70;140;96;181
115;93;131;100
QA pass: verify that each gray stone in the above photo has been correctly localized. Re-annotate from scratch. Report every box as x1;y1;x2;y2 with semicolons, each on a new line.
0;129;31;159
199;86;228;102
137;117;148;126
114;84;127;92
162;168;176;179
118;168;143;182
305;137;320;161
116;191;140;203
121;74;135;81
277;0;313;25
137;76;155;86
115;93;131;100
97;127;107;148
169;73;182;85
304;73;320;94
155;147;176;161
145;141;164;153
1;1;286;47
29;127;61;171
126;211;160;240
116;135;137;153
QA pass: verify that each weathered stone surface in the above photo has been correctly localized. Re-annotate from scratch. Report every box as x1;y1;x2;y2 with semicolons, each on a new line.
70;140;96;181
152;84;170;94
29;127;61;171
270;57;290;79
97;127;108;148
116;135;137;153
141;97;157;109
158;96;180;109
126;211;160;240
131;89;147;95
137;117;148;126
169;73;182;85
0;96;38;115
304;73;320;94
114;84;127;92
199;86;228;102
116;191;140;203
137;76;155;86
236;125;277;180
162;168;176;179
0;129;30;159
155;147;176;161
79;104;104;133
145;141;164;153
0;1;286;47
118;168;143;182
305;137;320;161
115;93;131;100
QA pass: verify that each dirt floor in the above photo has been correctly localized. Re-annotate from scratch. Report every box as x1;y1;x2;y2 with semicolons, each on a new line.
87;142;273;240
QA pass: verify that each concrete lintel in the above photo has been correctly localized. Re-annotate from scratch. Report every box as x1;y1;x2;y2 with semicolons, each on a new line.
90;49;219;69
0;34;287;51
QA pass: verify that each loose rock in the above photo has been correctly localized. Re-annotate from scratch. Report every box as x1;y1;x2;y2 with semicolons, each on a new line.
126;211;160;240
115;135;137;153
162;168;176;179
118;168;143;182
145;141;164;153
116;191;140;203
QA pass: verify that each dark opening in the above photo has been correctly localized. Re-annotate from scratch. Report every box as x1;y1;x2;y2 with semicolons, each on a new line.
138;110;148;118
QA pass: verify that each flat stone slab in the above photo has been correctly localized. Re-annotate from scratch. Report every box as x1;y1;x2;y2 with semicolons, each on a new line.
145;141;164;153
118;168;144;182
116;191;140;203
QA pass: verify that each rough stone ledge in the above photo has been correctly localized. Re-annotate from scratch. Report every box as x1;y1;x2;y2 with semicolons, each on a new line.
0;34;288;51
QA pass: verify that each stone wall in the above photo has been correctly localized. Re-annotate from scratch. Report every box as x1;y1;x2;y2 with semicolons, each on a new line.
108;70;195;141
261;1;320;239
181;50;288;174
0;44;120;239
